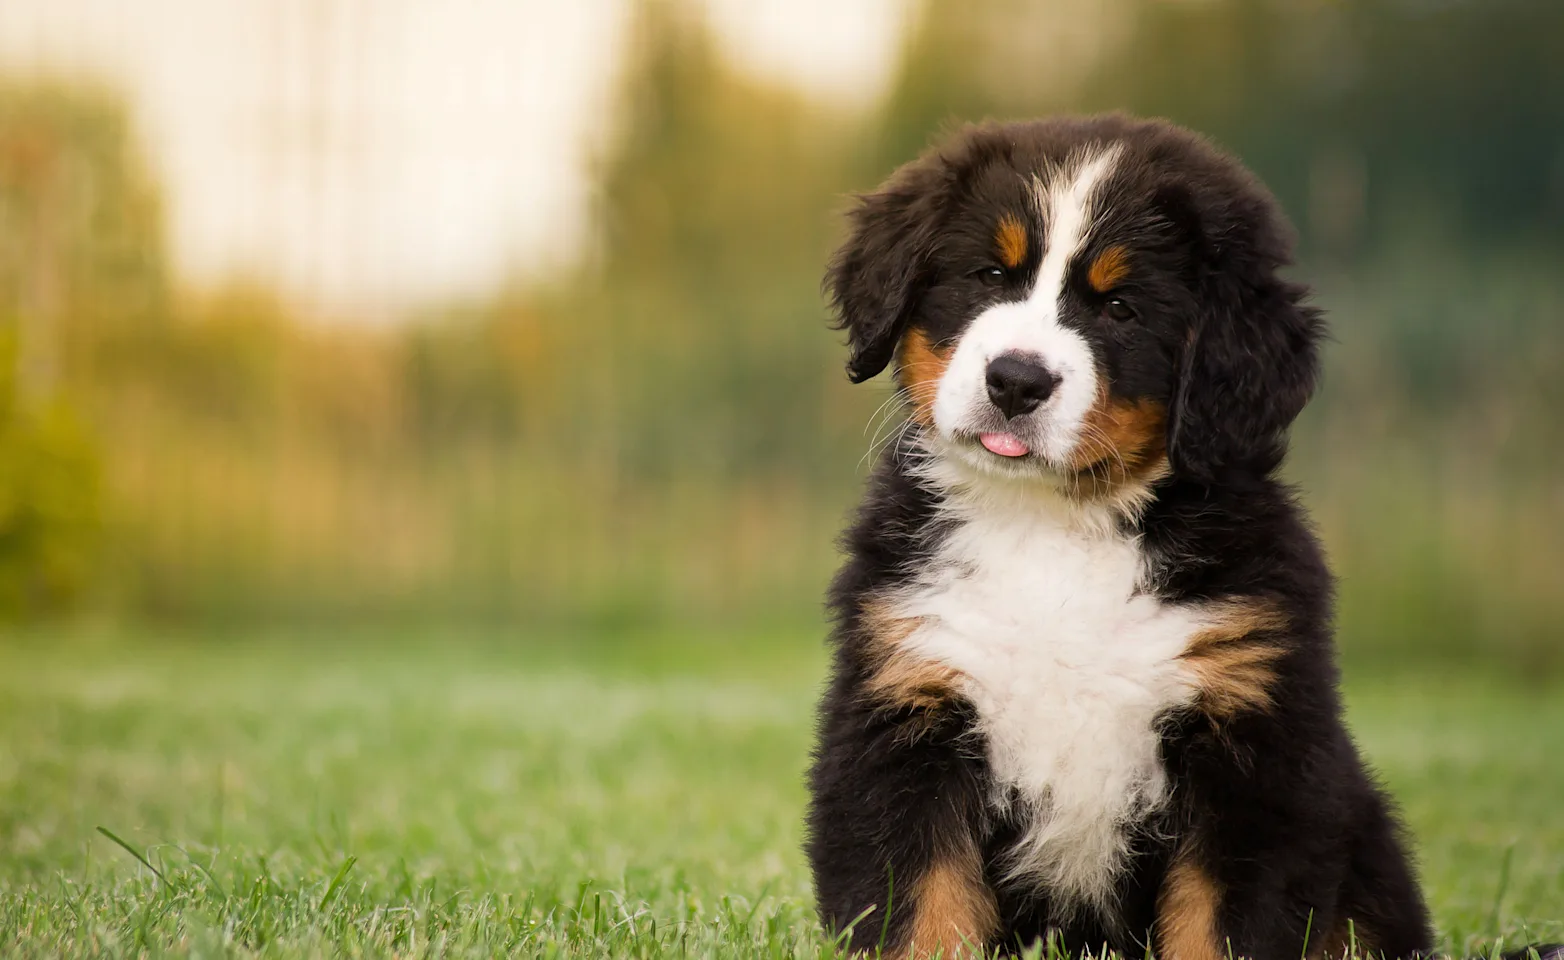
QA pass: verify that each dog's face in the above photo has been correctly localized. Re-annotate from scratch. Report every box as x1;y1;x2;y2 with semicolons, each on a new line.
828;116;1321;497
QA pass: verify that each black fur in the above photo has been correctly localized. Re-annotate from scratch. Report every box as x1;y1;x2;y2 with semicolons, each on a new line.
807;116;1464;959
827;154;951;383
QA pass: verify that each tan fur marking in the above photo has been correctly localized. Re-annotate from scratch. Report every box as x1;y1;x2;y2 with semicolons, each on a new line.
1181;601;1289;721
1157;850;1224;960
1087;245;1131;293
995;213;1028;269
861;599;961;715
1066;389;1169;501
901;847;998;959
897;329;952;427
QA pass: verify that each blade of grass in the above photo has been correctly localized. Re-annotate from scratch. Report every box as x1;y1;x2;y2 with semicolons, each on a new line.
318;855;358;912
877;865;894;957
1489;843;1516;934
95;826;166;885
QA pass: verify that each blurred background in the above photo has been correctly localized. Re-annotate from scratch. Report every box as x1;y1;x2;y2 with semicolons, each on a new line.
0;0;1560;670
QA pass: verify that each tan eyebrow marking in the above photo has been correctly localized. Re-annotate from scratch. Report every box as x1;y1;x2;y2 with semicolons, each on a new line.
995;213;1028;269
1087;245;1131;293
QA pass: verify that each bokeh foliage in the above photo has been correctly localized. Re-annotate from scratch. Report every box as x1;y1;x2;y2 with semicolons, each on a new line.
0;0;1559;667
0;349;99;617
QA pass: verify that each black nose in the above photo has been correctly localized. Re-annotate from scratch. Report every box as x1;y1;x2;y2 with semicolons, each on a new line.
985;354;1058;420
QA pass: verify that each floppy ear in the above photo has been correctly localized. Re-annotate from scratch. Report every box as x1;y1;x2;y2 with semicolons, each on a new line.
1166;194;1324;483
825;158;948;383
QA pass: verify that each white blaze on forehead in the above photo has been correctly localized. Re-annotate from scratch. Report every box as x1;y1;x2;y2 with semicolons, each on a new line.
1033;145;1123;314
929;143;1123;469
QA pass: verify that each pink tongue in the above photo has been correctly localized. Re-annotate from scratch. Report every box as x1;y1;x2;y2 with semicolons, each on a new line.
979;432;1031;457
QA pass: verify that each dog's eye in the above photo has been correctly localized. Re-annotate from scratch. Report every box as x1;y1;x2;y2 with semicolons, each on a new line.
1103;298;1136;322
973;266;1006;285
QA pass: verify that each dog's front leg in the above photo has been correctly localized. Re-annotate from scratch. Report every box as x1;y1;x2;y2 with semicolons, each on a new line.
807;668;994;958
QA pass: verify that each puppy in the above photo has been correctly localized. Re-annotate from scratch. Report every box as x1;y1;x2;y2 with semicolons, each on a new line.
807;114;1434;960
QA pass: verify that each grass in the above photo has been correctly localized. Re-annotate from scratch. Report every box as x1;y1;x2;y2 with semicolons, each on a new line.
0;628;1560;958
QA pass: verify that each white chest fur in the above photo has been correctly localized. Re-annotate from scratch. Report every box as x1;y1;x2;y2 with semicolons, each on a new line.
885;488;1209;918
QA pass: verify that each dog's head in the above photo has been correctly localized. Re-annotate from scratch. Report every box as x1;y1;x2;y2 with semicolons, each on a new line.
828;115;1321;499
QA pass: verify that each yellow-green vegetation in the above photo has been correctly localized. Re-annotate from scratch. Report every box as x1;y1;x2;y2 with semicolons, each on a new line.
0;629;1560;958
0;0;1560;655
0;357;99;615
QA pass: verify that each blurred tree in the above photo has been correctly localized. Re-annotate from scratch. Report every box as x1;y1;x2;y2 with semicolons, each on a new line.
566;0;866;483
0;0;1555;656
0;331;99;616
0;82;153;615
0;81;171;388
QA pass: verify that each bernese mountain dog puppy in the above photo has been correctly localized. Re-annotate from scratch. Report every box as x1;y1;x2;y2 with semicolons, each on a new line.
807;115;1548;960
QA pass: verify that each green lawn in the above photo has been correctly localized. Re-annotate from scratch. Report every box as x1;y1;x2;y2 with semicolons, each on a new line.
0;629;1559;958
